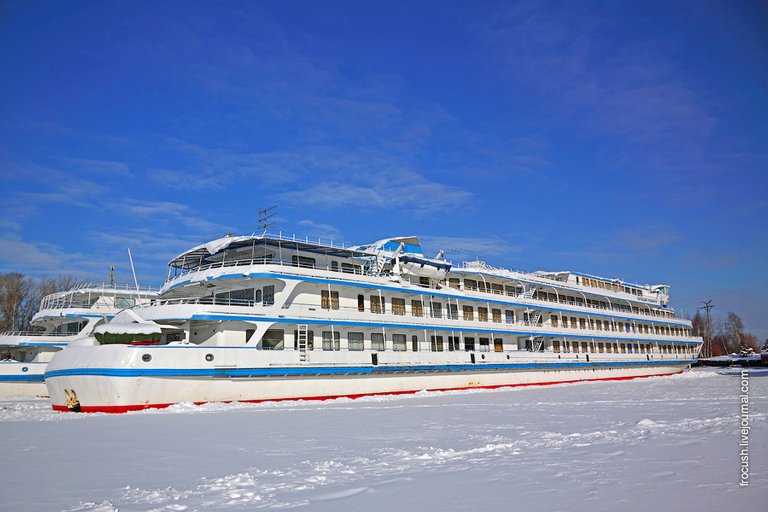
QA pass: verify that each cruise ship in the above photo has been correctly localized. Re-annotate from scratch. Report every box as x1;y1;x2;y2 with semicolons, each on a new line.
44;232;702;412
0;282;156;397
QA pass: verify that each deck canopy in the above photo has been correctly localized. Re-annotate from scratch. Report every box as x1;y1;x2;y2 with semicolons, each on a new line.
168;234;375;271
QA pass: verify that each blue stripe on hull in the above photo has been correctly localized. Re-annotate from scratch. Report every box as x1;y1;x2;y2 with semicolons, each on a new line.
0;375;45;382
45;359;694;379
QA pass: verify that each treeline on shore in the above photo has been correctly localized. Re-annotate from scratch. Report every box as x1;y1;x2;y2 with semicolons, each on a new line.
0;273;82;332
690;311;765;356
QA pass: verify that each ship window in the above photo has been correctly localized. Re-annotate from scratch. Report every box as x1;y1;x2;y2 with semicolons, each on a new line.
56;321;86;334
348;332;364;351
463;305;474;321
478;307;488;322
115;297;136;309
430;335;444;352
553;340;560;353
331;261;339;271
492;309;501;323
412;300;424;317
342;263;358;274
551;315;559;327
491;283;503;295
263;285;275;305
230;288;255;305
371;333;385;351
393;334;407;351
464;337;475;351
494;338;503;352
255;289;262;303
598;342;604;353
448;303;459;320
262;329;284;350
321;290;339;310
505;310;515;323
448;278;460;289
292;255;316;268
411;335;419;351
579;318;586;329
370;295;385;314
322;331;340;351
293;330;314;350
479;337;490;352
430;302;442;319
392;298;406;315
464;279;478;291
447;336;461;351
245;329;255;343
358;294;365;312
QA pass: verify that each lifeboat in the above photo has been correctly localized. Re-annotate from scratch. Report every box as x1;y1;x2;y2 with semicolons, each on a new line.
397;255;452;280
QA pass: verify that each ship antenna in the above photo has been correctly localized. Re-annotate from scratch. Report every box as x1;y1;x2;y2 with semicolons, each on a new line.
258;206;278;234
109;264;116;286
128;248;140;291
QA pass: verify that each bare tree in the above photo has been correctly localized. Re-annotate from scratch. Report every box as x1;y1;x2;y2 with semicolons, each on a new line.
691;311;705;338
18;275;83;331
724;312;745;354
0;273;33;332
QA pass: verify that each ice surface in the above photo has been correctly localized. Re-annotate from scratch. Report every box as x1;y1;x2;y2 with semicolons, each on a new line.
1;368;765;511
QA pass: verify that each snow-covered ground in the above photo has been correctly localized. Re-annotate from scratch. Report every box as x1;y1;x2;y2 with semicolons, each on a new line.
1;368;765;511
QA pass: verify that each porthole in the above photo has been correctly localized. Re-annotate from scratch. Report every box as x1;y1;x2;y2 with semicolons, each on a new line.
21;366;28;373
205;353;214;362
481;354;485;360
142;354;152;362
506;354;510;360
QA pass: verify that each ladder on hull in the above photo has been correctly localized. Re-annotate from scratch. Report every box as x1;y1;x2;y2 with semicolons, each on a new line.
297;324;309;362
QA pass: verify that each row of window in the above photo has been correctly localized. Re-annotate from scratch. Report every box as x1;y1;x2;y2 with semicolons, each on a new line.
260;329;695;355
445;277;673;318
553;340;697;355
214;286;275;305
320;291;690;337
576;276;644;296
551;315;690;337
262;329;506;352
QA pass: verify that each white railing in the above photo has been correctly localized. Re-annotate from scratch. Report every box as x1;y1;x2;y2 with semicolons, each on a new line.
261;230;358;251
168;256;372;281
39;282;157;311
131;297;698;341
0;330;72;337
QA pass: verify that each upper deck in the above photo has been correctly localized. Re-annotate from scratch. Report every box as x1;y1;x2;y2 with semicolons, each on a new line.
161;231;685;321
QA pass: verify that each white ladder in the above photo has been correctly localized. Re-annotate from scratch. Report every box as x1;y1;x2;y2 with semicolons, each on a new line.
297;324;309;362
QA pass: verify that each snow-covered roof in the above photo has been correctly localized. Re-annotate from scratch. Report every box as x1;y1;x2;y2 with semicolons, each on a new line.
93;322;162;335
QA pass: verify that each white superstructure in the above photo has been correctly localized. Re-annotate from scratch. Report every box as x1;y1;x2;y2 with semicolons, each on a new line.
0;282;157;397
45;232;702;412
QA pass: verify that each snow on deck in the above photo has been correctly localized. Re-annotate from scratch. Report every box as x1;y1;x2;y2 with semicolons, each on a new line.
1;368;765;511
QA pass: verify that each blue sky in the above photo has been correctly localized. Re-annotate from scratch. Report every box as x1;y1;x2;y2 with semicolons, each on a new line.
1;1;766;338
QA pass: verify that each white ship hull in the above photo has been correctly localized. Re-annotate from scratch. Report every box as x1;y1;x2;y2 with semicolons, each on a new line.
46;344;693;413
0;362;48;397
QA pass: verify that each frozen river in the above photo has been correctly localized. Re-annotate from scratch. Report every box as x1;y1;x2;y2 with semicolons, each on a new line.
1;367;765;511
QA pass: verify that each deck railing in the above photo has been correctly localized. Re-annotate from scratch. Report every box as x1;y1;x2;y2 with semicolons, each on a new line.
168;256;372;281
132;297;697;340
0;330;73;337
39;283;158;311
